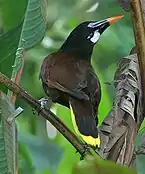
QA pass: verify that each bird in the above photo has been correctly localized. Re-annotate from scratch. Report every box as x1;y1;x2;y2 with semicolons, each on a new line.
39;16;123;148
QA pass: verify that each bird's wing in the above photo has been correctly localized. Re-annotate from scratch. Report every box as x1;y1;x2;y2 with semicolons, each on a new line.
69;69;101;147
40;52;89;101
86;69;101;114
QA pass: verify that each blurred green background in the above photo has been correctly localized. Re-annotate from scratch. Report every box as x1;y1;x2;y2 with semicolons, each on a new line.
0;0;135;173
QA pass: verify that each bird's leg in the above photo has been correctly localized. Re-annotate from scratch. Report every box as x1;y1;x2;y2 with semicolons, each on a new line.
33;96;50;115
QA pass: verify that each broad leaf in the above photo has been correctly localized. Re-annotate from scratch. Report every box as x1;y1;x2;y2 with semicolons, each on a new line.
0;0;47;92
134;132;145;174
0;0;28;31
19;133;63;173
54;104;80;174
19;0;47;50
10;0;48;95
0;24;22;92
73;155;136;174
0;93;16;174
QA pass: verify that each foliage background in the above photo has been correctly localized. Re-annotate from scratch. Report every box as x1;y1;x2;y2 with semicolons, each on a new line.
0;0;137;173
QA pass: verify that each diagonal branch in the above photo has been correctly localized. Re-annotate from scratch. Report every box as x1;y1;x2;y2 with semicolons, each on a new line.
0;71;92;157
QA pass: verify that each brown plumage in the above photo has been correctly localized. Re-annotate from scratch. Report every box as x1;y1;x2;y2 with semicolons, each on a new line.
40;51;101;145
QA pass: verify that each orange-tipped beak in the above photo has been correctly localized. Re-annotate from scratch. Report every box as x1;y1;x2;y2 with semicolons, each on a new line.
107;15;124;25
87;15;124;35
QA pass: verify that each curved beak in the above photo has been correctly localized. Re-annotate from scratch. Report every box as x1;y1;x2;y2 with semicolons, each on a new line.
88;15;124;34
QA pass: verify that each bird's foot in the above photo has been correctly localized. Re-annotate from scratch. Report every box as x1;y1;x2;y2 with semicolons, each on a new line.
33;97;49;115
39;97;49;109
80;143;91;160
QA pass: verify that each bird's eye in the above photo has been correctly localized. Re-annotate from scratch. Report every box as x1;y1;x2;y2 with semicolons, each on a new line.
87;31;100;43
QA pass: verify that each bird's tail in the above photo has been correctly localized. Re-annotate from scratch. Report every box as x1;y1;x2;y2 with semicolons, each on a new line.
69;97;100;147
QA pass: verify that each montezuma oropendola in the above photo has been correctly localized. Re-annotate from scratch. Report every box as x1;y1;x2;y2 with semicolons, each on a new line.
40;16;123;148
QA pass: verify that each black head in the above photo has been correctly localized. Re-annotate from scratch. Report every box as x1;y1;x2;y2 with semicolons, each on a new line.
60;16;123;59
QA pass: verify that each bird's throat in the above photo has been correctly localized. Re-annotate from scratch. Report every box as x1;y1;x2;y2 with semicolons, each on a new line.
60;43;93;60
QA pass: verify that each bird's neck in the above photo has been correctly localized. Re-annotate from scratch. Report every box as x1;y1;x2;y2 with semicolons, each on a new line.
59;42;93;60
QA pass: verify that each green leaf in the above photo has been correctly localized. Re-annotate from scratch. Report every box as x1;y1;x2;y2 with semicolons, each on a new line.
54;104;80;174
136;155;145;174
11;0;47;79
19;133;63;173
19;0;47;50
0;24;22;92
73;155;137;174
135;132;145;174
0;0;47;98
0;0;28;31
0;93;16;174
0;0;47;93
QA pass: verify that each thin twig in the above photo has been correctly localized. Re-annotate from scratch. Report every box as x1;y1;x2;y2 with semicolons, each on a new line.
7;45;26;104
11;50;26;104
0;71;92;156
131;0;145;113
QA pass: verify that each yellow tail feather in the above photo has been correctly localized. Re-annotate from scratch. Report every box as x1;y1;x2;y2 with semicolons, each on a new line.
69;102;100;147
81;135;100;147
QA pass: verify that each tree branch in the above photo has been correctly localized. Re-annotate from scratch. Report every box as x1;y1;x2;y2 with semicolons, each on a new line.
131;0;145;113
0;71;92;156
